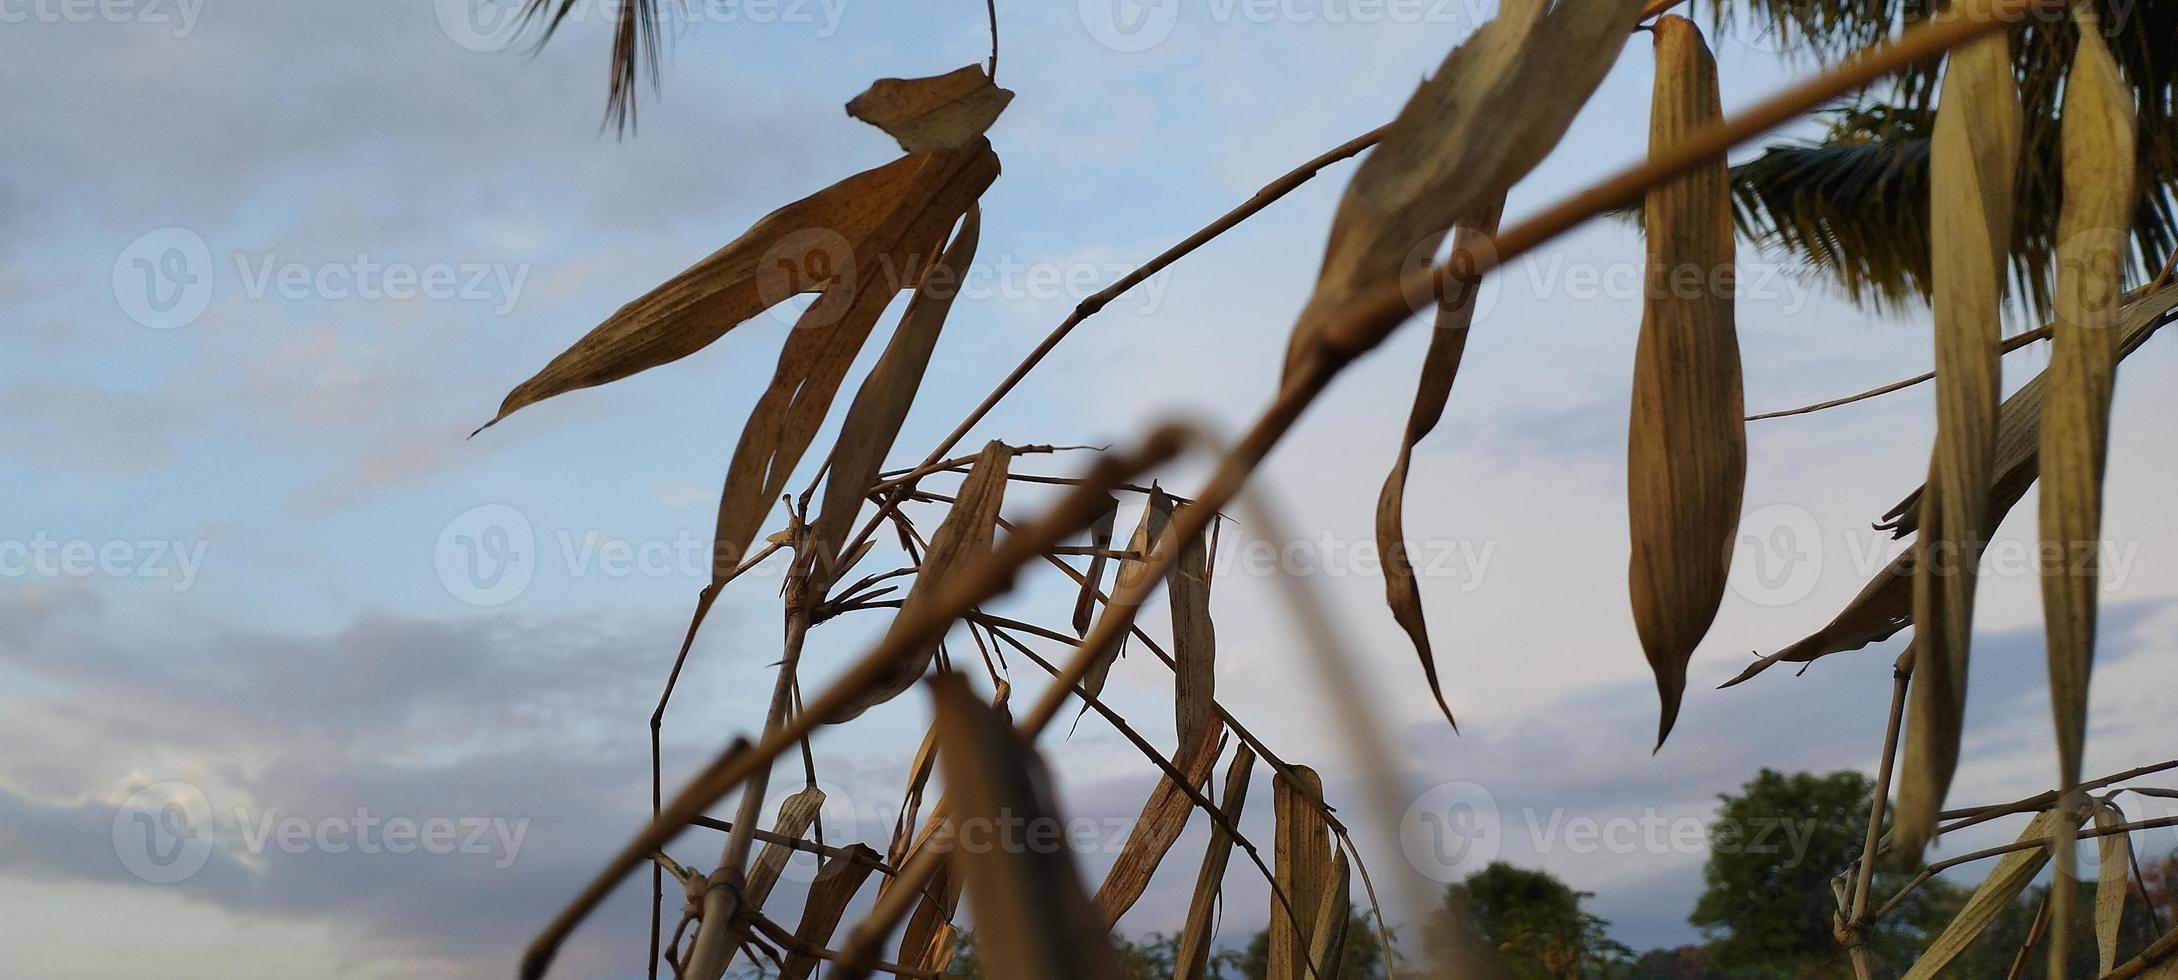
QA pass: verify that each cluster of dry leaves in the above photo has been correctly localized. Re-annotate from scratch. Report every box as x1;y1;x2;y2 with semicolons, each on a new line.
472;0;2178;976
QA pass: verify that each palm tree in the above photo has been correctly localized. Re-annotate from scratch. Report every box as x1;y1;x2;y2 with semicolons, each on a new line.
1715;0;2178;315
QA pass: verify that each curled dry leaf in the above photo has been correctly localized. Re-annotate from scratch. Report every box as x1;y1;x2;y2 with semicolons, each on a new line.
831;441;1012;724
1721;285;2178;688
848;65;1016;154
1627;15;1743;749
1895;14;2021;862
1284;0;1642;378
1175;743;1256;980
1902;808;2073;980
1072;493;1121;636
2043;16;2136;967
808;206;985;592
778;845;882;980
1269;766;1332;980
1375;205;1501;729
1169;500;1218;755
929;672;1125;979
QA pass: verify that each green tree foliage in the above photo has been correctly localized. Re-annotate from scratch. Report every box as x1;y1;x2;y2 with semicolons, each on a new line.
1689;769;1877;977
1425;862;1631;979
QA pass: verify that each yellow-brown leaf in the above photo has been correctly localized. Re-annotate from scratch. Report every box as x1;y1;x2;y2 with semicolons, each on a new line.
847;65;1015;154
1627;16;1742;748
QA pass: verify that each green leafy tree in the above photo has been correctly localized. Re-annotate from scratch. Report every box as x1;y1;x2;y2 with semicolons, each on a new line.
1425;862;1630;979
1689;769;1876;978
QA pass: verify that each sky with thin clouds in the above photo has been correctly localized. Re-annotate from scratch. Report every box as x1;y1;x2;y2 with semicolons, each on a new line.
4;0;2178;976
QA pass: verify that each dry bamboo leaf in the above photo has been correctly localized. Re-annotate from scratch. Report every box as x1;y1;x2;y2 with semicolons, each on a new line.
1376;205;1501;729
830;440;1011;724
808;206;984;591
1270;765;1332;980
712;144;1000;578
2042;21;2135;968
1082;489;1171;701
895;802;962;971
1284;0;1641;377
2097;800;2136;975
1175;743;1256;980
1722;285;2178;687
1627;15;1743;749
480;150;949;434
1093;723;1225;922
746;787;826;907
778;846;882;980
693;786;827;979
1895;16;2021;861
1073;493;1120;636
1902;808;2072;980
1305;849;1352;978
929;672;1125;979
1169;500;1218;755
848;65;1016;154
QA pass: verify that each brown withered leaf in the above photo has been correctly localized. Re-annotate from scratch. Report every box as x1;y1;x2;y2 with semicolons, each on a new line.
1284;0;1642;378
848;65;1015;154
1895;18;2021;862
831;441;1011;724
929;672;1125;979
808;206;984;591
1376;206;1501;730
1093;723;1225;922
712;144;999;579
1175;743;1255;980
894;801;959;971
1722;287;2178;688
778;845;881;980
1269;766;1332;980
1169;500;1218;755
479;150;952;435
2041;16;2135;968
1627;15;1743;749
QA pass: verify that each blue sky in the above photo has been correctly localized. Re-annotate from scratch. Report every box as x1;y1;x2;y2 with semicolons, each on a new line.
5;0;2178;976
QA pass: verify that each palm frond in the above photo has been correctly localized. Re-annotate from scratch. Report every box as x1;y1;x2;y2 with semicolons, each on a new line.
1718;0;2178;316
518;0;662;134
